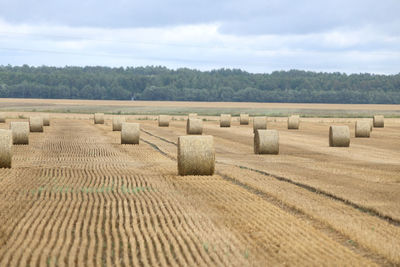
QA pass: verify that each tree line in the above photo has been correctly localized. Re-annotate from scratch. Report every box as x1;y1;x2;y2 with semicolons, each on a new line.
0;65;399;103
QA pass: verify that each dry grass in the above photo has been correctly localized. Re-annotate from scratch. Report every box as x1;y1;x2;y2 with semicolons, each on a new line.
94;113;104;124
240;113;249;125
1;105;400;265
253;116;267;133
158;115;170;127
29;116;43;132
177;135;215;175
121;122;140;144
42;114;50;126
288;115;300;129
220;114;231;127
0;113;5;123
329;125;350;147
355;120;370;138
10;122;29;145
0;129;12;168
2;98;400;111
373;115;384;128
138;117;400;264
254;129;279;154
186;118;203;135
112;116;126;131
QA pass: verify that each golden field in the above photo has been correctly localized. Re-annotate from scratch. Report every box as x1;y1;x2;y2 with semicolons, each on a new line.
0;99;399;266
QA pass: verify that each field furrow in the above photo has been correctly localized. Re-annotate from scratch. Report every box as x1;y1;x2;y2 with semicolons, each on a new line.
1;116;398;266
138;119;400;265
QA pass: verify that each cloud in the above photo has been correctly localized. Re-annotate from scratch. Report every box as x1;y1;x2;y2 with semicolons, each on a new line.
0;1;399;74
1;0;399;33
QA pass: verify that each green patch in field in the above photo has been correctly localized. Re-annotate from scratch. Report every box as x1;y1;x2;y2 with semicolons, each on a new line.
3;102;400;118
30;185;154;195
203;242;209;253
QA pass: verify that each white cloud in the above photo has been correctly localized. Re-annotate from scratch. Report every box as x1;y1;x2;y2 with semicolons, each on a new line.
0;14;399;74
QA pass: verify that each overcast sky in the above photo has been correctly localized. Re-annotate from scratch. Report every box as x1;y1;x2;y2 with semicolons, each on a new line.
0;0;399;74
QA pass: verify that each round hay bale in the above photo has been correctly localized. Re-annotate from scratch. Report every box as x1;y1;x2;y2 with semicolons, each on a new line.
240;113;249;125
220;114;231;127
94;113;104;124
329;126;350;147
29;116;43;132
10;122;29;144
186;118;203;135
0;129;12;168
369;120;373;132
188;113;197;119
0;113;5;123
178;135;215;176
253;116;267;133
42;114;50;126
112;116;126;131
288;115;300;130
158;115;170;127
355;120;370;138
254;130;279;154
121;122;140;144
373;115;384;128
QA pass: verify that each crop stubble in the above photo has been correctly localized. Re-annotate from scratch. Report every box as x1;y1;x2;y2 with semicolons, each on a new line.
0;116;398;265
138;118;400;265
0;119;249;266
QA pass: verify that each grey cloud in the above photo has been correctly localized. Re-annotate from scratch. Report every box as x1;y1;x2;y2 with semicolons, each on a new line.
1;0;399;35
0;0;228;27
218;0;400;35
0;0;399;74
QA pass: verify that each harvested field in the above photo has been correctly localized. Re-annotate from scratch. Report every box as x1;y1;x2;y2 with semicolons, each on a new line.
0;100;400;266
2;98;400;117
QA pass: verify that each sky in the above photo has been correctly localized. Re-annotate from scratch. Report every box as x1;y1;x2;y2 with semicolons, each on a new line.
0;0;399;74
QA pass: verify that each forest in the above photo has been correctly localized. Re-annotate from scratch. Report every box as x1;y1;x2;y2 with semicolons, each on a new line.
0;65;399;103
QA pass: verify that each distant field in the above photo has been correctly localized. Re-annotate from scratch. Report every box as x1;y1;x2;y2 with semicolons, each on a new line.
1;98;400;117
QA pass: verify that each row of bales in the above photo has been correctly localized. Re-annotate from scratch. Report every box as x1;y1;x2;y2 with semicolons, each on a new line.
0;113;50;168
185;113;296;156
145;112;385;176
94;113;140;144
93;112;215;176
215;113;382;149
0;111;387;177
329;115;383;147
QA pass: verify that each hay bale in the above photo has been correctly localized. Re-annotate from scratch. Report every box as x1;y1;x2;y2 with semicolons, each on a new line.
0;113;5;123
158;115;170;127
288;115;300;130
0;129;12;168
329;126;350;147
29;116;43;132
188;113;197;119
94;113;104;124
240;113;249;125
10;122;29;144
43;114;50;126
369;120;373;132
254;130;279;154
355;120;370;138
220;114;231;127
121;123;140;144
112;116;126;131
186;118;203;135
177;135;215;175
373;115;384;128
253;116;267;133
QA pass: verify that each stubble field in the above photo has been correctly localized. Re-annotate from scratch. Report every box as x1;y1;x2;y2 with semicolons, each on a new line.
0;99;399;266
